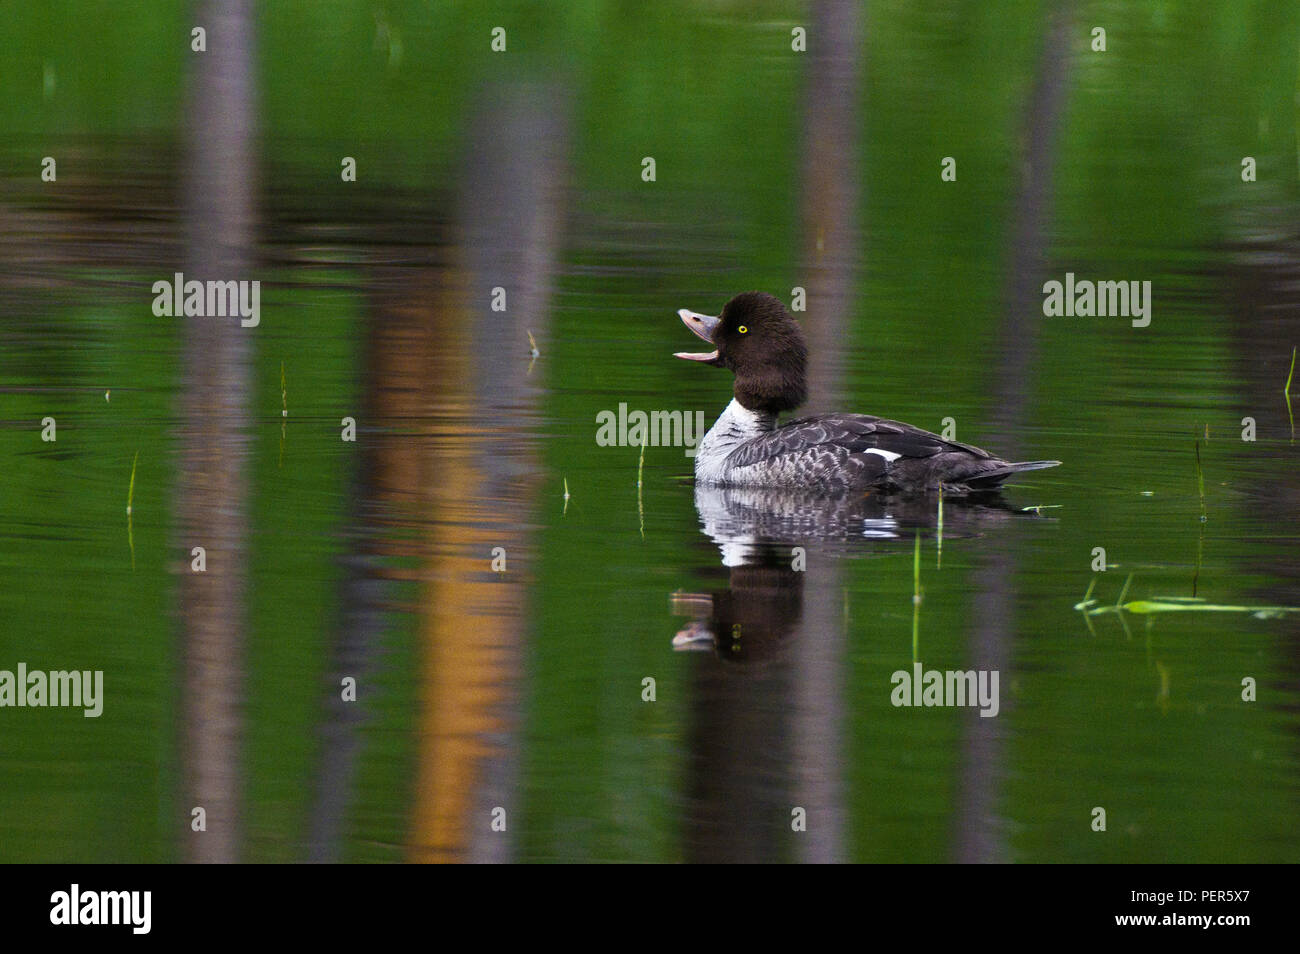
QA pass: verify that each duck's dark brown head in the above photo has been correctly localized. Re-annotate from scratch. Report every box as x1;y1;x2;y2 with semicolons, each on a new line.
675;291;808;414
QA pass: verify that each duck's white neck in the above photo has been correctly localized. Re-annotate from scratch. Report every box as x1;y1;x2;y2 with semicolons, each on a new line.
693;398;777;483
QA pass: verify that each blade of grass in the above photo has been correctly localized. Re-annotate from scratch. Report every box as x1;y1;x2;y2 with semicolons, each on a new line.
127;451;138;515
1194;438;1206;522
911;530;921;663
935;489;943;569
637;436;646;538
1286;345;1296;442
127;451;138;571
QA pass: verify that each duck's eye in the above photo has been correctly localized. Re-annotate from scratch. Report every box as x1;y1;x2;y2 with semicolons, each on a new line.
738;325;748;334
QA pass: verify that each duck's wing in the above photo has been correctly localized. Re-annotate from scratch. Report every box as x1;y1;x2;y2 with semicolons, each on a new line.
724;414;998;489
729;414;988;466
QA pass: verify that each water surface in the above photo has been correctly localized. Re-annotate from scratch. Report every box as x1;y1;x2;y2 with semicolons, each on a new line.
1;1;1297;863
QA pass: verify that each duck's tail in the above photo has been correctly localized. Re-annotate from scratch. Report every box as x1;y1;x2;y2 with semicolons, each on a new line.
964;459;1062;490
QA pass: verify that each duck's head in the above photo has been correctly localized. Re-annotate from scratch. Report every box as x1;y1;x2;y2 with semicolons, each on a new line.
674;291;808;413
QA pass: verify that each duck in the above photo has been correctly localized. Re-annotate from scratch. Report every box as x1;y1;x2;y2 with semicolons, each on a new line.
674;291;1060;494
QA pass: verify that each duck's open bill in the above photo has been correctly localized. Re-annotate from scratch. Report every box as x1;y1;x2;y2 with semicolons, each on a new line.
674;308;720;362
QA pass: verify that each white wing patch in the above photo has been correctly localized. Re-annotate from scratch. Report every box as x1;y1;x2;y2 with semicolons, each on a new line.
863;448;902;462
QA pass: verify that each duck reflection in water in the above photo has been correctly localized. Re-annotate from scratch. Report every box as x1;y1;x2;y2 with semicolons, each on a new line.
670;484;1040;661
668;483;1047;862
